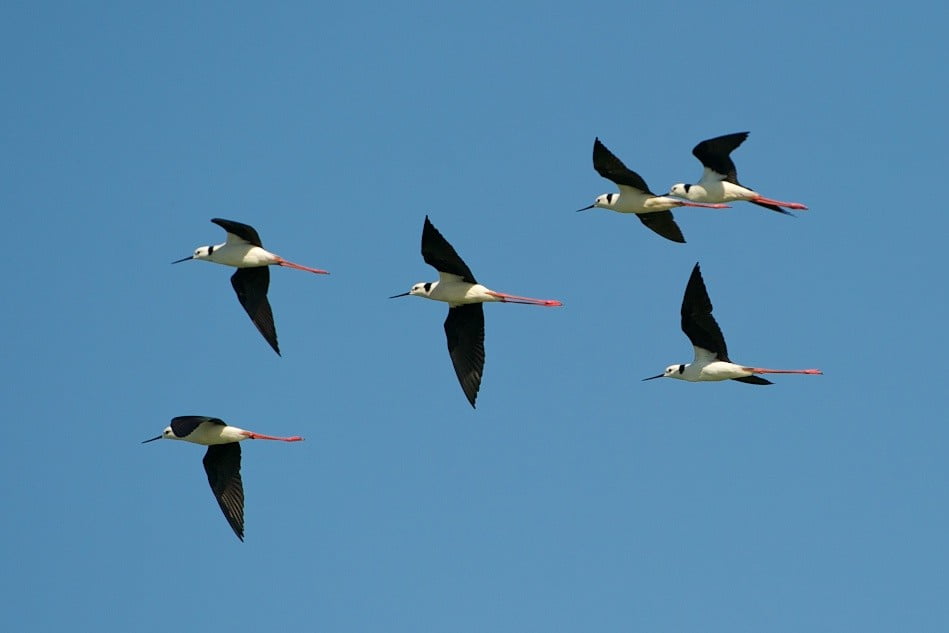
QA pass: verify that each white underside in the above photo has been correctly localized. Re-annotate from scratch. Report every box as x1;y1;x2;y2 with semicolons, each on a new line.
176;424;248;445
207;243;278;267
600;186;682;214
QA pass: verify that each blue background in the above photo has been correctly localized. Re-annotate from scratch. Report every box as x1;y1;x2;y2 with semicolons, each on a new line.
2;2;947;631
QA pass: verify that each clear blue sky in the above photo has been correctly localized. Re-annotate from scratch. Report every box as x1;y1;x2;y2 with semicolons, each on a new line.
2;2;947;631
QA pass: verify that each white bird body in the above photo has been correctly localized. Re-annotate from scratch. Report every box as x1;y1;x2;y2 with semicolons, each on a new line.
198;242;280;268
593;189;696;214
409;274;506;307
670;171;761;204
663;348;759;382
160;422;253;445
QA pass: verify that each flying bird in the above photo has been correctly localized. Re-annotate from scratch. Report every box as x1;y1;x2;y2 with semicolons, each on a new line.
143;416;303;541
390;216;562;408
173;218;329;355
643;263;822;384
667;132;809;214
578;137;730;243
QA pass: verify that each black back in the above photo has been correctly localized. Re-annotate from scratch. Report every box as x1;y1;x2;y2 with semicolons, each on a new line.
421;216;477;284
444;303;485;408
203;443;245;541
230;267;280;355
211;218;264;247
592;138;653;194
638;212;686;244
692;132;749;184
680;263;729;361
170;416;225;438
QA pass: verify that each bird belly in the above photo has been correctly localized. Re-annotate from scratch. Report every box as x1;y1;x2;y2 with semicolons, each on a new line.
189;425;247;445
610;193;650;213
699;361;751;381
715;182;756;202
212;245;276;268
431;281;493;305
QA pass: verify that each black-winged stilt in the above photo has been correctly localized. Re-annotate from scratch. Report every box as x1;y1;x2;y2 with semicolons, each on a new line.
643;263;822;384
667;132;809;214
390;216;562;408
173;218;329;355
143;416;303;541
577;137;730;243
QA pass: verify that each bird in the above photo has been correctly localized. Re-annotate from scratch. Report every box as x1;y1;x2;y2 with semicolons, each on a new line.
390;216;562;408
577;137;731;243
143;415;303;541
667;132;809;214
643;263;822;384
173;218;329;355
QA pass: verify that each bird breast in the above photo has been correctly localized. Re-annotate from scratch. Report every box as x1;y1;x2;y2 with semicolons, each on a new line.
211;245;278;268
698;361;751;381
431;281;495;306
181;424;248;446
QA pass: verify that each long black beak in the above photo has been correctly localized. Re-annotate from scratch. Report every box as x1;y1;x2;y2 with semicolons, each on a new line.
641;374;664;381
142;435;162;443
576;204;596;212
171;256;193;264
389;292;411;299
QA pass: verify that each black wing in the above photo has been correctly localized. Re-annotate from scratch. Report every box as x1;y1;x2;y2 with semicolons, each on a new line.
230;267;280;355
732;376;773;385
170;416;225;438
211;218;264;247
692;132;749;184
203;443;245;541
637;211;686;244
592;138;653;194
422;216;477;283
680;263;729;360
444;303;485;408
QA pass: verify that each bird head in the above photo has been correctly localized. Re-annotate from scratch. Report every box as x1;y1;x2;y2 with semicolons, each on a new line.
172;245;214;264
389;281;436;300
142;426;176;443
577;192;617;212
643;364;686;381
667;183;690;197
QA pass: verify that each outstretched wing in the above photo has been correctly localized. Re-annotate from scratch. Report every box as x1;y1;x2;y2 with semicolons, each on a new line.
211;218;264;247
421;216;477;284
230;267;280;355
692;132;749;184
593;138;653;194
637;211;686;244
681;263;729;361
444;303;485;408
203;443;245;541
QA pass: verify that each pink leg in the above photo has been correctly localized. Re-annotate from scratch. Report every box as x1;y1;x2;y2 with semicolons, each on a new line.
679;201;730;209
486;291;562;307
746;367;822;375
276;257;330;275
242;431;305;442
752;196;808;210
